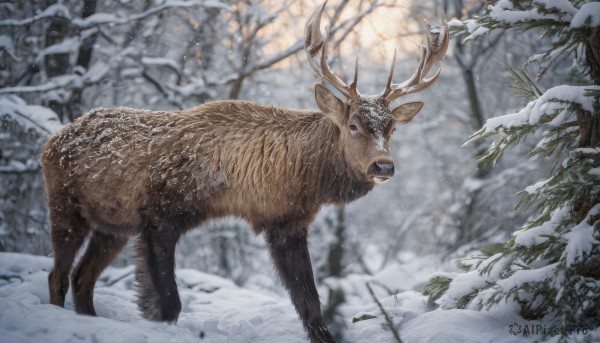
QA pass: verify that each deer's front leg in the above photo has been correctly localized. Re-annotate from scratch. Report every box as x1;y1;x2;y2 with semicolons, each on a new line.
136;223;182;323
265;228;336;343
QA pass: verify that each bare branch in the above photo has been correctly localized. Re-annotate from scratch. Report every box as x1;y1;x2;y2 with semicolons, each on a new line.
141;70;184;110
245;1;382;81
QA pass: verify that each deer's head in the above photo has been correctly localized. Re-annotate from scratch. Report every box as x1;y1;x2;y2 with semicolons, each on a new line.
305;2;448;184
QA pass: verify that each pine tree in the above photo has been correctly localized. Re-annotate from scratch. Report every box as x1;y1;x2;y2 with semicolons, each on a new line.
424;0;600;334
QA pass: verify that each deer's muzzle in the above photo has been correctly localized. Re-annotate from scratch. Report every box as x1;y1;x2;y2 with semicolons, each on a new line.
370;159;394;184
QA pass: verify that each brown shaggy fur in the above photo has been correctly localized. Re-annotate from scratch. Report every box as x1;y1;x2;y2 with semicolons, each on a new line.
43;95;415;342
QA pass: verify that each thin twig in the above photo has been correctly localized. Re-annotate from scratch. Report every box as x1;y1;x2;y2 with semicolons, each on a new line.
103;270;134;287
0;167;42;174
141;70;183;110
365;281;403;343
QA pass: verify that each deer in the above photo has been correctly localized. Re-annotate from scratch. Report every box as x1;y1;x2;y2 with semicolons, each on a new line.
42;2;448;342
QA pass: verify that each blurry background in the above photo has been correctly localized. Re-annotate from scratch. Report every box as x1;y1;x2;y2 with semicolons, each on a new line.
0;0;556;339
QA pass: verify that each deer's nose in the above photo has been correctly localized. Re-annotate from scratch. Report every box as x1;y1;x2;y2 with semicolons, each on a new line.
372;160;395;177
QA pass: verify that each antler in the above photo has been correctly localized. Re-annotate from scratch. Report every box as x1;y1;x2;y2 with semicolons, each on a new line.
304;1;359;101
382;18;449;102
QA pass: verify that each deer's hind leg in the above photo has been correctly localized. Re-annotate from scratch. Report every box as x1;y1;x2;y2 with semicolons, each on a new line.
48;204;89;308
71;230;128;316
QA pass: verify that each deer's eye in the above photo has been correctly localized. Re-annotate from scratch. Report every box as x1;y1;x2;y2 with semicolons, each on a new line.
349;124;358;132
386;126;396;136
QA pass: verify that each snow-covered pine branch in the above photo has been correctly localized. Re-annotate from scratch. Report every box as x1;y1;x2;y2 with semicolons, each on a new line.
464;84;600;166
450;0;600;78
427;0;600;334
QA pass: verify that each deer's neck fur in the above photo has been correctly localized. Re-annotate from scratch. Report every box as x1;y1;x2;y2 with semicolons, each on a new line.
177;100;374;223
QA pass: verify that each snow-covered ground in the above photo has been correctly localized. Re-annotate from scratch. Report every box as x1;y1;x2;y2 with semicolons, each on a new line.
0;251;565;343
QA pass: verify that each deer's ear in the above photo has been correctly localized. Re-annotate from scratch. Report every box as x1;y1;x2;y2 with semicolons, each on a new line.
315;84;345;124
391;102;423;124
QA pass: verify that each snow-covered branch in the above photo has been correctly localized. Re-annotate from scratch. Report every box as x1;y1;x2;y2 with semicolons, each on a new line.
452;0;599;42
0;1;230;28
480;85;599;134
0;95;63;135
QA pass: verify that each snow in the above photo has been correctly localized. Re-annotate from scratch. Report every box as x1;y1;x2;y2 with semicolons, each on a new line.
0;95;63;134
0;74;84;97
481;85;600;134
0;35;17;60
401;307;533;343
462;19;489;40
536;0;578;16
40;37;80;56
463;0;596;41
71;13;118;27
436;270;489;309
0;251;556;343
0;4;71;26
562;204;600;267
488;4;556;25
0;161;30;173
0;252;308;343
563;224;595;267
496;263;557;290
0;1;229;29
359;96;391;152
447;19;463;28
84;62;111;84
523;178;551;195
513;207;569;248
548;108;569;127
373;134;385;151
142;57;181;72
570;3;600;28
486;0;576;25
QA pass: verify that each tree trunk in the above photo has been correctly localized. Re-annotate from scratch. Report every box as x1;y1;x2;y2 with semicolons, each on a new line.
229;76;245;100
69;0;98;121
44;10;70;122
453;43;493;244
44;17;70;78
463;68;485;130
586;27;600;86
573;26;600;223
76;0;98;70
578;25;600;153
328;205;345;277
321;205;346;342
